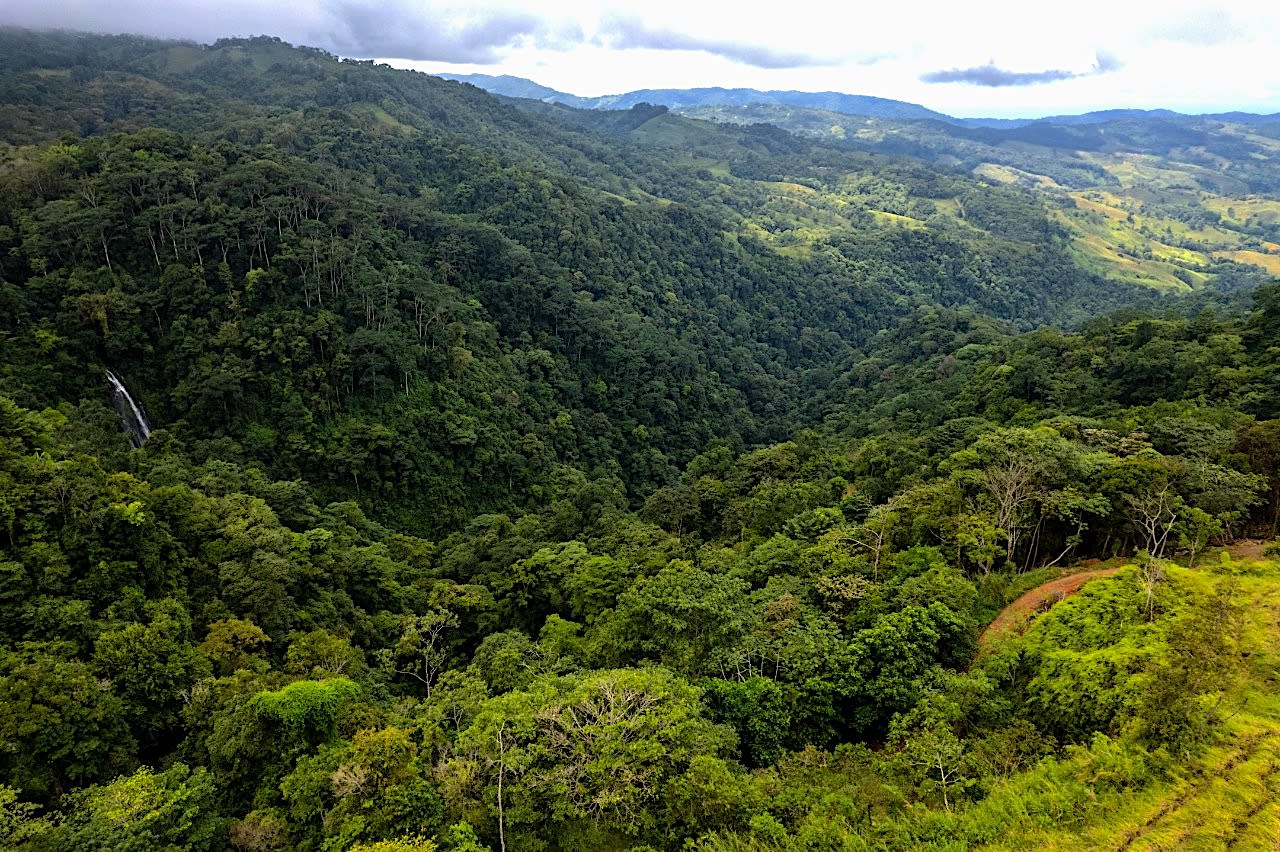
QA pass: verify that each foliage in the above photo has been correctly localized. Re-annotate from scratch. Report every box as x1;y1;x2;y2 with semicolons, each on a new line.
249;676;362;742
51;763;225;851
0;26;1278;852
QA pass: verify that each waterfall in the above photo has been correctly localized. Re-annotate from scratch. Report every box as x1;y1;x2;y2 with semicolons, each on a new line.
106;370;152;448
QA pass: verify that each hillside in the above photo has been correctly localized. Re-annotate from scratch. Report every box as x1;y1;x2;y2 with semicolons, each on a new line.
970;553;1280;850
1;27;1279;852
441;73;954;121
442;72;1280;294
671;102;1280;291
440;73;1280;129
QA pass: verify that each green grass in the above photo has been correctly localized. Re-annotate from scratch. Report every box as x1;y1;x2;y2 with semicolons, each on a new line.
980;556;1280;850
1064;226;1194;291
1216;249;1280;275
974;163;1064;189
994;148;1280;289
160;45;207;74
348;102;416;135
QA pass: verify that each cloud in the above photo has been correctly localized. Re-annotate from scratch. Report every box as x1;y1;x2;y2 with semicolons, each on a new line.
596;15;855;69
921;51;1122;87
323;1;569;63
1;0;584;64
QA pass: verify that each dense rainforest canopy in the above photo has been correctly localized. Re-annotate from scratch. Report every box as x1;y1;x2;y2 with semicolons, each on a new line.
1;28;1280;851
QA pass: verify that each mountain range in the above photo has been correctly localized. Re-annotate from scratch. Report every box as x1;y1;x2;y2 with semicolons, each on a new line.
441;72;1280;128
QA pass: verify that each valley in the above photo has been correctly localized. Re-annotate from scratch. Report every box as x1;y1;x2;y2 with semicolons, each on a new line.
0;28;1278;851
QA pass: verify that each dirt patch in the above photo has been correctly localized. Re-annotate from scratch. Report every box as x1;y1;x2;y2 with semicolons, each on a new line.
976;542;1274;654
978;567;1123;650
1226;539;1270;561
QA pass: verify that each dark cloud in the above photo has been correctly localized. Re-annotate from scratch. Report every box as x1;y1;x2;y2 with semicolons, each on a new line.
921;51;1122;87
322;0;583;62
597;15;851;69
1;0;582;63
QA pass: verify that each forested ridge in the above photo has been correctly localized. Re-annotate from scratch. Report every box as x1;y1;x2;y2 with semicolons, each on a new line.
2;28;1280;851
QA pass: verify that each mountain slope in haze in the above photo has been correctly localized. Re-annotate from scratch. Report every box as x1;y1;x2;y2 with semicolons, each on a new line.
440;72;1280;128
442;72;1280;290
442;72;954;121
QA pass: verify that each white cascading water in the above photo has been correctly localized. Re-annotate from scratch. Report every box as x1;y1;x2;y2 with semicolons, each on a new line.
105;370;152;448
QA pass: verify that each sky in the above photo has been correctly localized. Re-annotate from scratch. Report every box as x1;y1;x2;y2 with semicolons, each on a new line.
4;0;1280;117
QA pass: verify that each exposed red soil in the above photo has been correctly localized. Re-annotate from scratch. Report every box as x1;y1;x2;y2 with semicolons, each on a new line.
976;540;1273;653
978;567;1122;650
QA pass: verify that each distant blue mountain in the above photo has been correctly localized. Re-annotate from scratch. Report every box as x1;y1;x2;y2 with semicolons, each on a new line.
441;74;953;122
441;74;1277;128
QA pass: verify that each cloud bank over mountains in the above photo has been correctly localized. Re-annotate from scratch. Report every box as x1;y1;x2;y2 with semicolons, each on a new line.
2;0;1276;117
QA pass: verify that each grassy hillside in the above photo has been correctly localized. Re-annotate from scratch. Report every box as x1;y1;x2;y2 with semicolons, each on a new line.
676;103;1280;294
977;549;1280;850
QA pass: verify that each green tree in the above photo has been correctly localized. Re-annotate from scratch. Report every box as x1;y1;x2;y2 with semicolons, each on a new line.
50;764;225;851
1135;581;1245;753
441;668;735;848
885;696;970;812
701;676;795;767
285;628;367;679
92;611;210;748
953;512;1003;576
601;561;750;676
0;784;53;848
381;609;460;697
198;617;270;676
282;726;444;851
0;644;135;797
